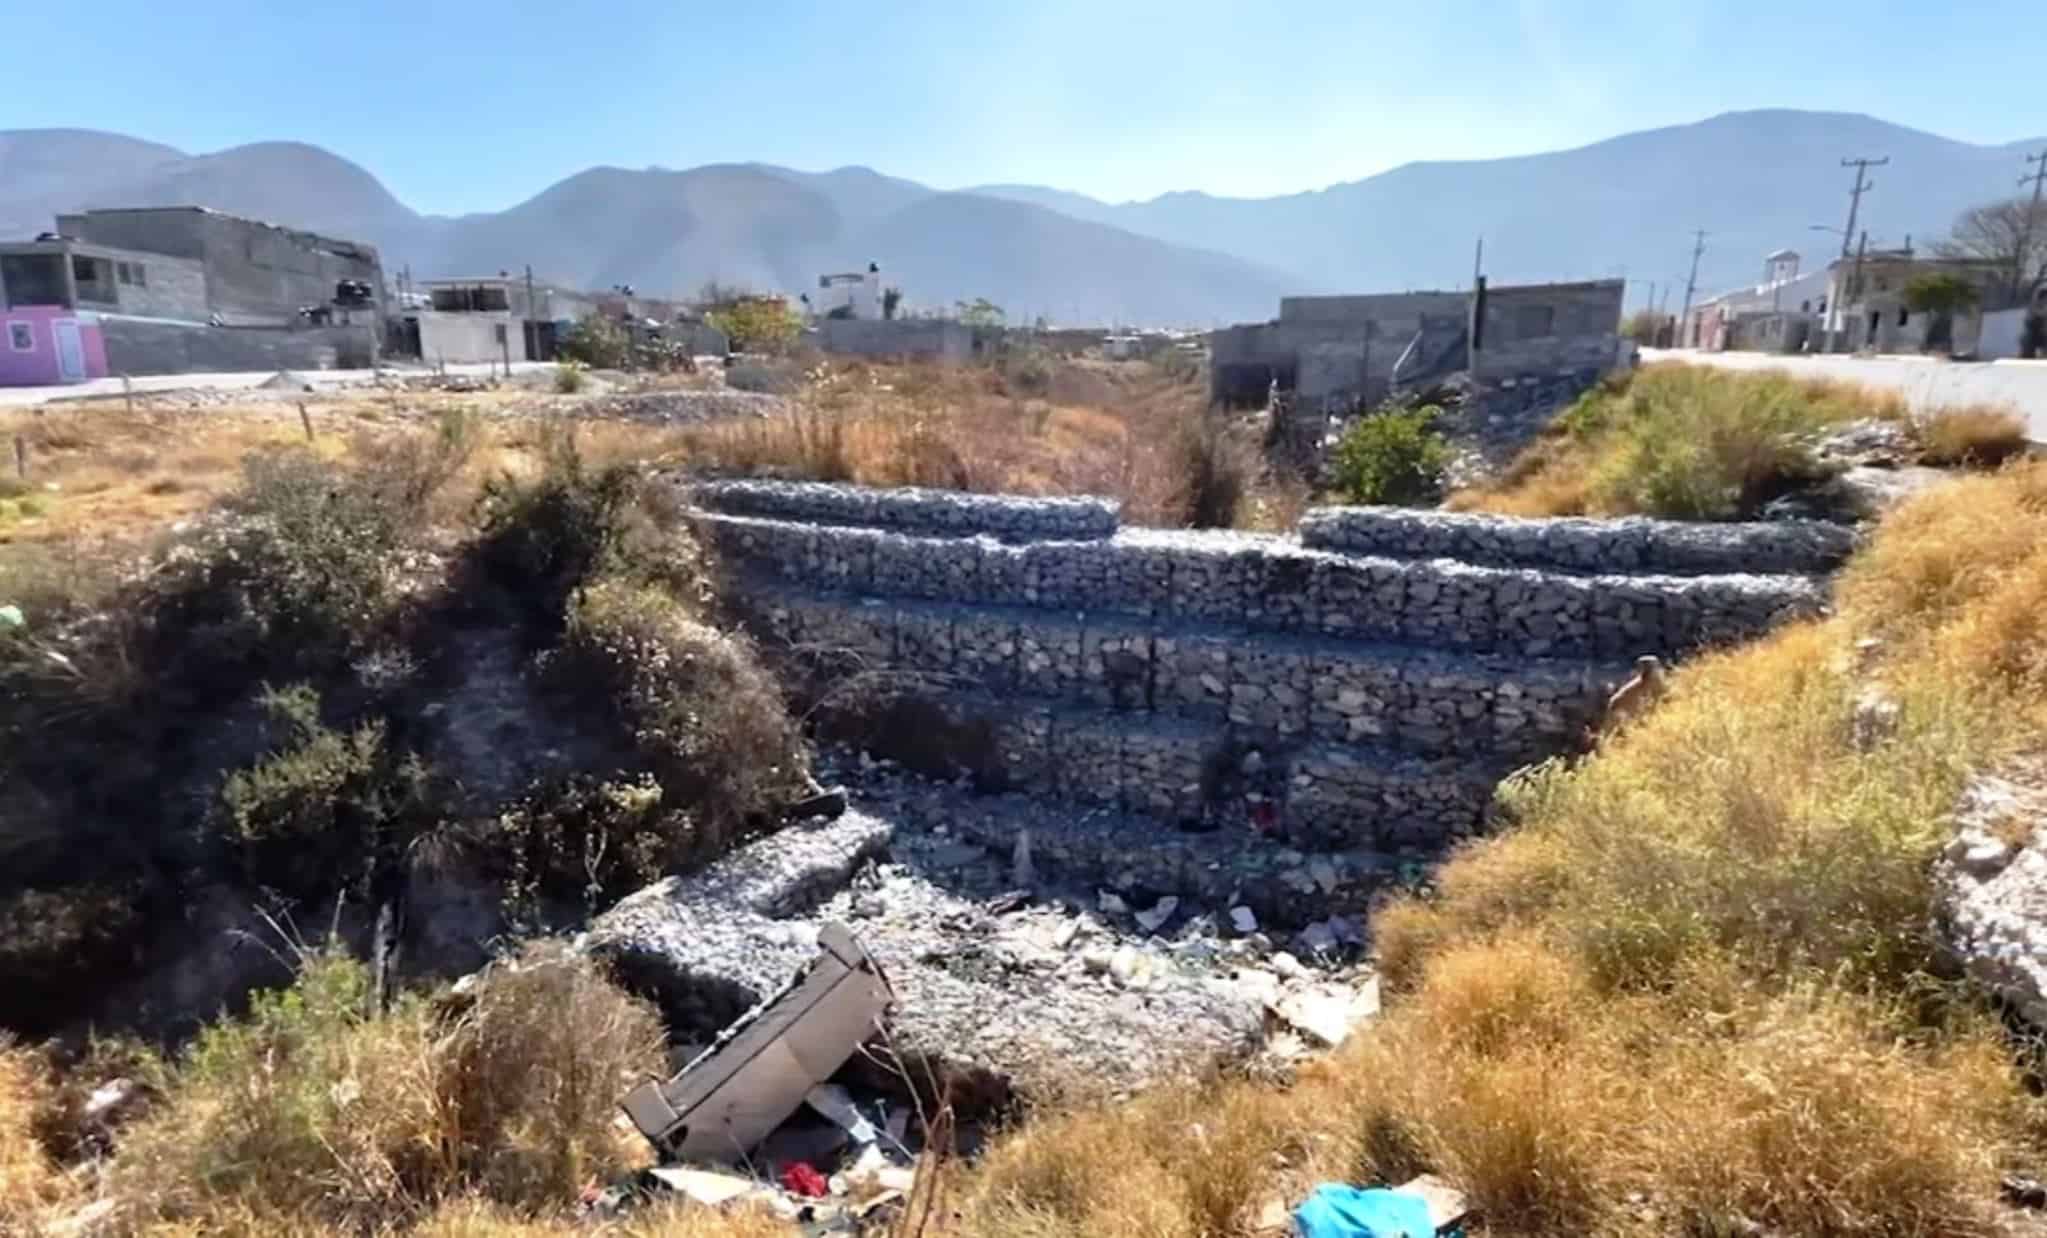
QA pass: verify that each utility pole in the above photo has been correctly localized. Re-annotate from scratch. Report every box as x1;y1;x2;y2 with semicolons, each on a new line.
1679;229;1707;347
2015;150;2046;298
524;263;538;361
1836;156;1888;262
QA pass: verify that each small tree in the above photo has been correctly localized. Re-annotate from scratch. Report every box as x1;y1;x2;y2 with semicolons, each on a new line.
882;287;903;320
1330;405;1452;506
955;298;1005;328
1903;272;1981;355
1935;197;2047;294
557;315;631;369
707;298;803;354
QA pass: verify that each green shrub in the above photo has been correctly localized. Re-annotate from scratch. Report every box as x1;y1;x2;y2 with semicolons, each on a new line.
471;429;709;632
215;683;434;892
553;359;587;394
556;316;630;369
560;580;809;858
1331;404;1452;505
493;773;670;916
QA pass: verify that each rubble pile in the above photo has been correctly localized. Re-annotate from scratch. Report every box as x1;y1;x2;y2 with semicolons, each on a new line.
582;808;1303;1106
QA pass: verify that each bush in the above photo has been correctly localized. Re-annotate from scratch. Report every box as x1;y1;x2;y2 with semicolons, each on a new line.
1330;404;1452;505
0;1039;64;1230
471;429;711;633
707;298;802;354
560;580;810;858
553;360;587;394
214;683;434;893
105;947;663;1229
556;317;630;370
493;774;671;915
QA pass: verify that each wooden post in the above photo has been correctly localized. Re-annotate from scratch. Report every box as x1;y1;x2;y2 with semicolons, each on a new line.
122;374;134;414
13;434;27;481
298;401;314;442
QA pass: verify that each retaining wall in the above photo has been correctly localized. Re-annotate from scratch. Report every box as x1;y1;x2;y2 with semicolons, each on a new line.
687;482;1841;852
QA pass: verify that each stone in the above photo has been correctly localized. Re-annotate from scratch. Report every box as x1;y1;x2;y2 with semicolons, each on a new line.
1934;771;2047;1028
1098;891;1129;915
1230;906;1259;934
1296;921;1339;957
1308;857;1340;895
1134;896;1180;934
1270;951;1307;981
1851;687;1901;752
1081;948;1115;975
1108;946;1154;990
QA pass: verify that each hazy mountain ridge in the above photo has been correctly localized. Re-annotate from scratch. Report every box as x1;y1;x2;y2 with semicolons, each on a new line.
3;111;2040;323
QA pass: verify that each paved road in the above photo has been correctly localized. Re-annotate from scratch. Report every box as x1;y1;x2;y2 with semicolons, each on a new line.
1644;348;2047;444
0;361;559;409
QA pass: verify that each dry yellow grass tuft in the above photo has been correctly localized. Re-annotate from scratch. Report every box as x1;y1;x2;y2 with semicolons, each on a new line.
1917;406;2032;469
0;1039;65;1232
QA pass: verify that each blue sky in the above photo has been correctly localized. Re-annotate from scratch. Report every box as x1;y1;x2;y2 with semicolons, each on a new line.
5;1;2040;215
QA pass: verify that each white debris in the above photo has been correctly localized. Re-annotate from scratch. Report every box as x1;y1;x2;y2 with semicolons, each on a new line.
1230;906;1259;934
1134;895;1179;933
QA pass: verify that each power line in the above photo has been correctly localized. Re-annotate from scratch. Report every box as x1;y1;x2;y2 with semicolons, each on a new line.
2015;150;2046;297
1678;230;1707;345
1836;156;1888;263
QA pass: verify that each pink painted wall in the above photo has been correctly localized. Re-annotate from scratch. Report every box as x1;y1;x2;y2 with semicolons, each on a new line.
0;308;109;386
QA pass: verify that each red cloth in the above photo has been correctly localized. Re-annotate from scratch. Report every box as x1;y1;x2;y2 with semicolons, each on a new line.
780;1160;830;1198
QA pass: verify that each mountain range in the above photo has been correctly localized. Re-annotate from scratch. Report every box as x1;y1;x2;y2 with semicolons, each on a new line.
2;111;2040;326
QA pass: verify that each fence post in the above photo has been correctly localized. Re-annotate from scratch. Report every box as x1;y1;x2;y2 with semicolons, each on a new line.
298;401;314;442
13;434;27;481
122;373;134;414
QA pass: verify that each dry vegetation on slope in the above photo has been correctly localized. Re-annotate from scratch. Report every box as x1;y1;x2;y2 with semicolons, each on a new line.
1451;364;2028;520
9;368;2047;1235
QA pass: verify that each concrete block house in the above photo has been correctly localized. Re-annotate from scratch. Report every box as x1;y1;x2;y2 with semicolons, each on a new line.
0;206;386;384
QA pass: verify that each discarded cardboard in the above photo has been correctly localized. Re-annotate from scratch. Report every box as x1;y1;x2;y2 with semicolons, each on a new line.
621;922;894;1163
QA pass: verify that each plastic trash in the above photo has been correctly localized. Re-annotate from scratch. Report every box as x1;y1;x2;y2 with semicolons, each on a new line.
1294;1183;1437;1238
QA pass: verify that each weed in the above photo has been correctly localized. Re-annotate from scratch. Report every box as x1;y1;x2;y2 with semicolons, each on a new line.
553;360;587;395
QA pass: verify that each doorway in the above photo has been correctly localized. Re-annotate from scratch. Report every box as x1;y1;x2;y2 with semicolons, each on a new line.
52;318;85;382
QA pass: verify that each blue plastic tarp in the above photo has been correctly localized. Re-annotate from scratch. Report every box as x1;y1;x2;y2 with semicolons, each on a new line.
1293;1183;1438;1238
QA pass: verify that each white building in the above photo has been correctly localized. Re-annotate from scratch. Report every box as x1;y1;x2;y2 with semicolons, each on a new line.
812;264;882;320
1682;249;1832;352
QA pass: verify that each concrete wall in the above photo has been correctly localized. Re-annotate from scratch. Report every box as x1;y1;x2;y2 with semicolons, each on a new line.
0;309;108;385
686;483;1835;849
417;312;527;365
1981;307;2029;360
815;318;973;362
58;209;384;326
1472;279;1624;379
99;318;375;376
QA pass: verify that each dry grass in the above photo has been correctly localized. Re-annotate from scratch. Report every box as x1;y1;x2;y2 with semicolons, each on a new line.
0;1039;64;1232
1452;365;1907;519
673;357;1299;529
99;945;663;1233
1918;406;2033;469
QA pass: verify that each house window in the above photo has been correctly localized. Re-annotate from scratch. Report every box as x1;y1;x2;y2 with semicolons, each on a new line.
116;262;131;285
492;323;507;344
1817;298;1826;313
8;322;33;351
1899;307;1910;327
1801;300;1811;313
1512;304;1556;339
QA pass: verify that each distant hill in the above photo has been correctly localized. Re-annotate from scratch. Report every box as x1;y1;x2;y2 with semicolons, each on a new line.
0;132;1290;325
971;110;2047;303
3;112;2041;324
